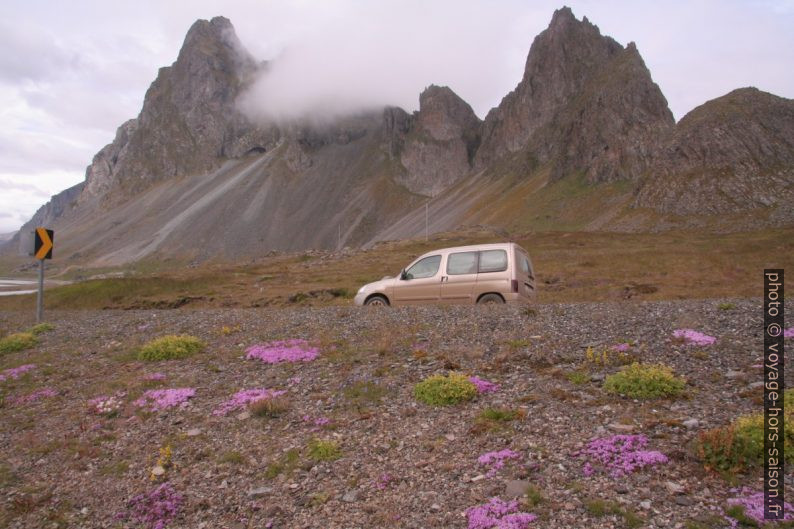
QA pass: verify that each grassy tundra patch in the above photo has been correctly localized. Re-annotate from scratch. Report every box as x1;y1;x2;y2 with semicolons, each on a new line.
138;335;205;361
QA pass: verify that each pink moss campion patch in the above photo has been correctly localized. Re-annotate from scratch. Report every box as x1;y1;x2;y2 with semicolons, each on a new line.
89;393;125;415
302;415;331;429
469;376;499;394
11;387;58;405
466;497;537;529
784;327;794;339
612;343;631;352
245;339;319;364
373;473;394;491
117;482;183;529
478;449;521;477
672;329;716;346
725;488;794;526
212;388;286;416
134;388;196;412
143;373;167;381
0;364;36;382
575;434;668;477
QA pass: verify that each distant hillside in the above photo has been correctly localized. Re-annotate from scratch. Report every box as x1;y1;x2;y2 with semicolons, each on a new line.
5;7;793;266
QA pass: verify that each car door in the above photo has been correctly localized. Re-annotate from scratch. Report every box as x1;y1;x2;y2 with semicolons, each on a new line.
440;251;478;304
392;255;442;305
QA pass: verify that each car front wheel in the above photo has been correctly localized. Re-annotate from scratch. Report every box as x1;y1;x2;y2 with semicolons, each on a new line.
364;295;389;307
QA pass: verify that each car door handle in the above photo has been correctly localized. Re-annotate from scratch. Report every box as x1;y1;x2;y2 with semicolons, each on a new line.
441;276;448;283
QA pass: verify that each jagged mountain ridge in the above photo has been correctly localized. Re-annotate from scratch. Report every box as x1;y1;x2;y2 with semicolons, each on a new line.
7;7;794;264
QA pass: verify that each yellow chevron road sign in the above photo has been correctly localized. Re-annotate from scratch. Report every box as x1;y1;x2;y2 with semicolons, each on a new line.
34;228;54;260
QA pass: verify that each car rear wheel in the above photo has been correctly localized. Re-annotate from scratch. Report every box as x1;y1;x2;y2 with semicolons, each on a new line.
477;293;504;305
364;295;389;307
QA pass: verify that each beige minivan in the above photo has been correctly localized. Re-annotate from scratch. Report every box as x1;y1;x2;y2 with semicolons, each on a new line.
353;242;535;306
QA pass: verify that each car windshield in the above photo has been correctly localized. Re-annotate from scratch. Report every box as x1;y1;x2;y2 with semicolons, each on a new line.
405;255;441;279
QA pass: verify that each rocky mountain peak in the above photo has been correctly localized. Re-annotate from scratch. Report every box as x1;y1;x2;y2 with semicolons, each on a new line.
394;85;482;197
475;7;673;183
81;16;276;204
416;85;480;142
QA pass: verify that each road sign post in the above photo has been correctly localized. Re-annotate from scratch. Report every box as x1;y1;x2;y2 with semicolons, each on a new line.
37;259;44;323
33;227;54;323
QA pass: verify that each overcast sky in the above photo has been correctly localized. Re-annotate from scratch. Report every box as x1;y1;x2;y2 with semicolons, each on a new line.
1;0;792;234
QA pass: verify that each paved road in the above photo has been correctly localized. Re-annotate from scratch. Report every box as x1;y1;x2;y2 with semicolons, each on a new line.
0;278;37;296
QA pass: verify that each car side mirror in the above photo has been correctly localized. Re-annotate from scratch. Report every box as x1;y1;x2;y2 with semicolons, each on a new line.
400;269;408;280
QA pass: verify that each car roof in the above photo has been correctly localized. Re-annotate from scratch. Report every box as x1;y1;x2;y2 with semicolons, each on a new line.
415;242;522;259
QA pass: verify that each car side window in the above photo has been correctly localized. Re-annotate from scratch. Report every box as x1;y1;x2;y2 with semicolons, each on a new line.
479;250;507;273
446;251;478;275
405;255;441;279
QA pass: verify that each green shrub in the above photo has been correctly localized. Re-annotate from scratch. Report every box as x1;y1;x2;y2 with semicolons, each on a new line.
343;380;387;405
218;451;246;465
604;363;686;399
307;439;341;462
414;372;478;406
567;370;589;385
138;335;204;361
698;389;794;473
696;424;749;474
0;332;38;354
718;302;736;311
724;505;759;528
28;323;55;335
479;407;521;422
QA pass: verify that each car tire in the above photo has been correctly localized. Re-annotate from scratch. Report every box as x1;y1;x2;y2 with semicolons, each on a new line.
364;295;389;307
477;293;504;305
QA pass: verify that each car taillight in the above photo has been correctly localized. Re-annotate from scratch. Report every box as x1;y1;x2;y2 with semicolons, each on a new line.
511;279;518;293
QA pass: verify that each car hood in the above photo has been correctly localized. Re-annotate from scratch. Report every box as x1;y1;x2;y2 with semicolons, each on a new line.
358;276;396;295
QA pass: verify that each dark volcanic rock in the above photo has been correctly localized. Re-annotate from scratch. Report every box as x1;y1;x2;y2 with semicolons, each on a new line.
397;85;482;196
82;16;278;202
476;7;674;183
636;88;794;217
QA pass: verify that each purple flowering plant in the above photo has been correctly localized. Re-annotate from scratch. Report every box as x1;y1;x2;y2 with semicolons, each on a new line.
373;473;394;491
213;388;286;416
672;329;716;346
134;388;196;412
302;415;331;430
117;482;183;529
466;497;537;529
469;376;500;394
143;372;167;381
784;327;794;339
575;434;668;477
478;449;521;477
88;392;126;416
10;387;58;405
725;488;794;526
245;339;319;364
0;364;36;382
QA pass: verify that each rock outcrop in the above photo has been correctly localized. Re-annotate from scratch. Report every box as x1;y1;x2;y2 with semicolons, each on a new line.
396;85;482;196
82;16;278;202
636;87;794;216
476;7;674;183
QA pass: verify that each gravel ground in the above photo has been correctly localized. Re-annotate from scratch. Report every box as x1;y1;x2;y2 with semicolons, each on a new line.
0;299;790;529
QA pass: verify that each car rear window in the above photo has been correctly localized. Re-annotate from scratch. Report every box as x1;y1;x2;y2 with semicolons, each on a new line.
519;254;530;276
479;250;507;273
447;251;478;275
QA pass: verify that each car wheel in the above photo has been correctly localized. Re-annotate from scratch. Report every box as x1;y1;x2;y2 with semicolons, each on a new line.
364;295;389;307
477;293;504;305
